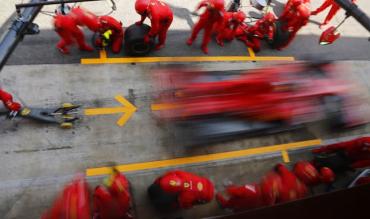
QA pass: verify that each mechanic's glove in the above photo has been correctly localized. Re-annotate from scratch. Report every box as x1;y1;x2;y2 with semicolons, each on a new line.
5;101;21;112
102;30;113;47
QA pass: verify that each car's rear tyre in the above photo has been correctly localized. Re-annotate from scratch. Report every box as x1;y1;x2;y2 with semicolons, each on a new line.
124;24;154;56
322;95;346;130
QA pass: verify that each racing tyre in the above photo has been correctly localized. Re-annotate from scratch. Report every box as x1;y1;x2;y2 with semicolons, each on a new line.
124;24;154;56
269;20;291;49
314;151;352;173
322;95;346;130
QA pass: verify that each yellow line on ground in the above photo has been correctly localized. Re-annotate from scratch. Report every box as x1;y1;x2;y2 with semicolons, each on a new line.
86;139;321;176
248;48;256;59
281;150;290;163
81;55;295;64
100;50;107;59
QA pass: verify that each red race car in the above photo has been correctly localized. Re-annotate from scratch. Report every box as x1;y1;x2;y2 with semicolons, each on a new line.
152;62;365;145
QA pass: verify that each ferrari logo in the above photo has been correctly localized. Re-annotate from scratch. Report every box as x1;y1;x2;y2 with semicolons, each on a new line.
170;180;179;186
197;182;203;191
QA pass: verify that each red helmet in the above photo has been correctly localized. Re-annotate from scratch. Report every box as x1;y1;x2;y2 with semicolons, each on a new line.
103;169;129;196
135;0;150;15
260;172;282;205
159;173;184;193
263;12;276;24
209;0;225;11
293;161;320;186
319;167;335;184
297;4;310;18
232;11;246;23
291;0;303;7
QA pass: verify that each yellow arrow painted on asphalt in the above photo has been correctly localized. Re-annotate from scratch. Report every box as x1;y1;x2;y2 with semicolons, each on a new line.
84;95;137;127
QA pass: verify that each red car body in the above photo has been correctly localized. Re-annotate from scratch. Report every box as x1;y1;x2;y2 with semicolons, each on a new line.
153;63;357;128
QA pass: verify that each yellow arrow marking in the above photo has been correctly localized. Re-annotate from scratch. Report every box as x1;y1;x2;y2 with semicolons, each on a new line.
84;95;137;127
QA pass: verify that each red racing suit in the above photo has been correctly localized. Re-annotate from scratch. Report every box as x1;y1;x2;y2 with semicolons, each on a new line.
136;0;173;50
54;14;94;54
293;161;321;186
187;0;225;54
259;171;283;205
93;170;132;219
276;164;308;203
96;16;124;53
41;175;91;219
235;23;260;52
278;1;310;49
237;12;276;52
313;137;370;168
54;7;123;54
0;89;21;112
216;184;264;211
212;11;245;46
311;0;356;26
152;170;214;209
216;171;283;212
69;7;101;32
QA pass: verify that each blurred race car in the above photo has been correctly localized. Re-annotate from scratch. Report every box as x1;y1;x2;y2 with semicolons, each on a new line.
152;62;365;145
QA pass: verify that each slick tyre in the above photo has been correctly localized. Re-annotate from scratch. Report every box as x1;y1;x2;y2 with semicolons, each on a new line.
322;95;346;130
124;24;154;56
